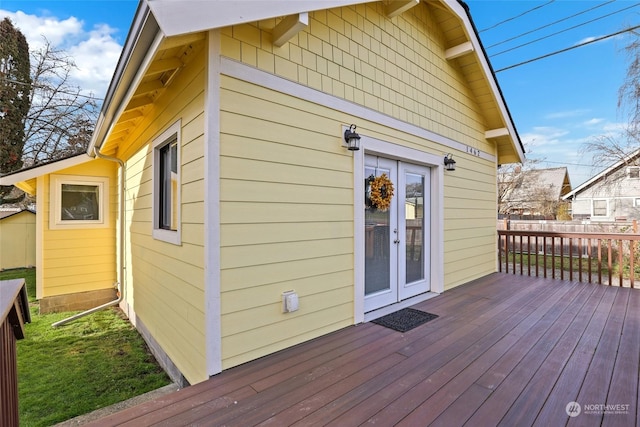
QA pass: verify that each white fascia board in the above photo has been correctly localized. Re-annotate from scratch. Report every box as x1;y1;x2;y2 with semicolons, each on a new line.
147;0;375;37
441;0;525;163
0;154;93;186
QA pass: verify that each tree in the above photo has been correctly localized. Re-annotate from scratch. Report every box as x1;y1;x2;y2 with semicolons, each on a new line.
0;17;31;203
581;30;640;173
22;39;98;166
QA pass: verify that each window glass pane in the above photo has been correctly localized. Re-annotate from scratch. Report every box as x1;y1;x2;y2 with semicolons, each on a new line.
405;173;424;284
159;139;178;231
61;184;99;220
365;167;391;295
593;200;607;217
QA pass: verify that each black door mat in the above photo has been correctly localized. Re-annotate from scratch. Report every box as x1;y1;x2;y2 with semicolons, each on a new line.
371;308;438;332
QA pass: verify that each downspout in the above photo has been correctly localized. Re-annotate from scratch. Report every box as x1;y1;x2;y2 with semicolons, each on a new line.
52;148;126;327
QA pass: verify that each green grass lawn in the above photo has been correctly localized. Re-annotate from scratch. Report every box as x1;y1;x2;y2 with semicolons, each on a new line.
0;268;171;427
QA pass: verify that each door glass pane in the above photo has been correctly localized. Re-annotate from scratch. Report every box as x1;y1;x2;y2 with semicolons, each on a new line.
365;167;391;295
405;172;424;283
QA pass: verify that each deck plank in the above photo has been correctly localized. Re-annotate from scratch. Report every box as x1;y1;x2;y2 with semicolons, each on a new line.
565;287;630;427
532;286;618;426
464;281;597;426
602;287;640;427
84;274;640;427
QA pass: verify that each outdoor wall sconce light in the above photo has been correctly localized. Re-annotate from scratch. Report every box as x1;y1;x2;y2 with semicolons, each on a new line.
344;124;361;151
444;153;456;171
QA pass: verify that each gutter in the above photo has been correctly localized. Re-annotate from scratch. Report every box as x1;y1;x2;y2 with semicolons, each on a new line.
53;2;161;327
52;149;126;327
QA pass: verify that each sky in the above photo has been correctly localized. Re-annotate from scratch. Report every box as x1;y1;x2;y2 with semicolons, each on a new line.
1;0;639;187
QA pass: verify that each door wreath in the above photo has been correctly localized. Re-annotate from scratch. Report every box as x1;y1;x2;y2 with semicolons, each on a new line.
366;173;394;211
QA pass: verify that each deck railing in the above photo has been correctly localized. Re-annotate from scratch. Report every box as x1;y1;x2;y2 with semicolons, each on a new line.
498;230;640;288
0;279;30;427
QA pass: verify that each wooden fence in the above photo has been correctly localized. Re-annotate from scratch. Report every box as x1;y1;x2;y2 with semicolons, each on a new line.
0;279;30;427
498;229;640;288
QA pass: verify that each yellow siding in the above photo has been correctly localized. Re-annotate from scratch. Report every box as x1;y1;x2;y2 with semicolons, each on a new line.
118;45;207;384
40;159;117;297
0;211;36;270
218;2;501;368
219;76;355;368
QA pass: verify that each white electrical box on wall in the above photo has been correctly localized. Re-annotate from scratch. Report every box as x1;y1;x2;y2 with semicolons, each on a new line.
282;290;299;313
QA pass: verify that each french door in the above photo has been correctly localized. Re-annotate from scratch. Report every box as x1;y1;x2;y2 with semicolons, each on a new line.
364;155;431;312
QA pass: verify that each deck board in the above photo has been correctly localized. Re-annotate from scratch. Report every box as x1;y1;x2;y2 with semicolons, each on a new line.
86;273;640;427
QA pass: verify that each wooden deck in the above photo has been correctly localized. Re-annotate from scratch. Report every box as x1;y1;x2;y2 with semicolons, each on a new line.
87;273;640;426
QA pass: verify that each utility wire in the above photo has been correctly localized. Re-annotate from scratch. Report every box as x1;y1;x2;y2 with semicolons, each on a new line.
491;2;640;57
496;24;640;72
479;0;555;33
486;0;615;50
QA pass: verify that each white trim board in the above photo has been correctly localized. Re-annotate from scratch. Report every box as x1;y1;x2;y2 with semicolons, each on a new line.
219;57;496;163
0;154;93;186
205;29;223;377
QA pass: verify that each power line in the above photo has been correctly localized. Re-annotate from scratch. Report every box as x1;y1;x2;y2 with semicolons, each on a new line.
486;0;615;50
479;0;555;33
491;2;640;58
496;24;640;72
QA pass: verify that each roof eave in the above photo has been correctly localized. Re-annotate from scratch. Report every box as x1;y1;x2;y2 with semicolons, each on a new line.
454;0;524;163
87;1;162;154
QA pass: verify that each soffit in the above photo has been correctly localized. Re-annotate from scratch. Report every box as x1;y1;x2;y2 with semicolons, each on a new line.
98;33;207;156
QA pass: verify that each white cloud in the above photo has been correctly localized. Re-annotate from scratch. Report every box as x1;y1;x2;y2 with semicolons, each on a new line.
522;127;570;148
1;9;123;99
544;109;590;120
583;118;604;126
576;36;599;45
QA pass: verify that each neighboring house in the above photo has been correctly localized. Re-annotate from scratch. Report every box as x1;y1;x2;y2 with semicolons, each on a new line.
563;150;640;221
0;209;36;270
0;0;523;386
499;167;572;219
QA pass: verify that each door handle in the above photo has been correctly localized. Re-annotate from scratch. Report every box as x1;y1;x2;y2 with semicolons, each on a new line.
393;239;401;244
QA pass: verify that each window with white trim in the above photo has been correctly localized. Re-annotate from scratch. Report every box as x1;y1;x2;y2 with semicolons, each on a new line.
152;120;181;245
50;175;109;229
628;166;640;179
592;199;608;217
634;198;640;207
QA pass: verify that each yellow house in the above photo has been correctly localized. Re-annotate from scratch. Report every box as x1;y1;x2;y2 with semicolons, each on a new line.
0;0;524;386
0;209;36;270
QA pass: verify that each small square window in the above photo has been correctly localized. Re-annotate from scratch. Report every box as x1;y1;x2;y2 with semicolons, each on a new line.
153;120;181;245
592;199;608;217
61;184;100;220
50;175;109;229
634;198;640;208
628;167;640;179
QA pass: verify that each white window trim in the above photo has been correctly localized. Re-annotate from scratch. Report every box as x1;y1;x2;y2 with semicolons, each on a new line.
591;198;609;218
49;174;109;229
627;166;640;179
152;119;182;245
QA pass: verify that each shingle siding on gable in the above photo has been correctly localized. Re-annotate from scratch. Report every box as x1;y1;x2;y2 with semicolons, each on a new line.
220;3;493;155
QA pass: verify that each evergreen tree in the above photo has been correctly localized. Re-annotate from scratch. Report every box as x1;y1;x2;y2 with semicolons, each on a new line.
0;17;31;172
0;17;31;202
